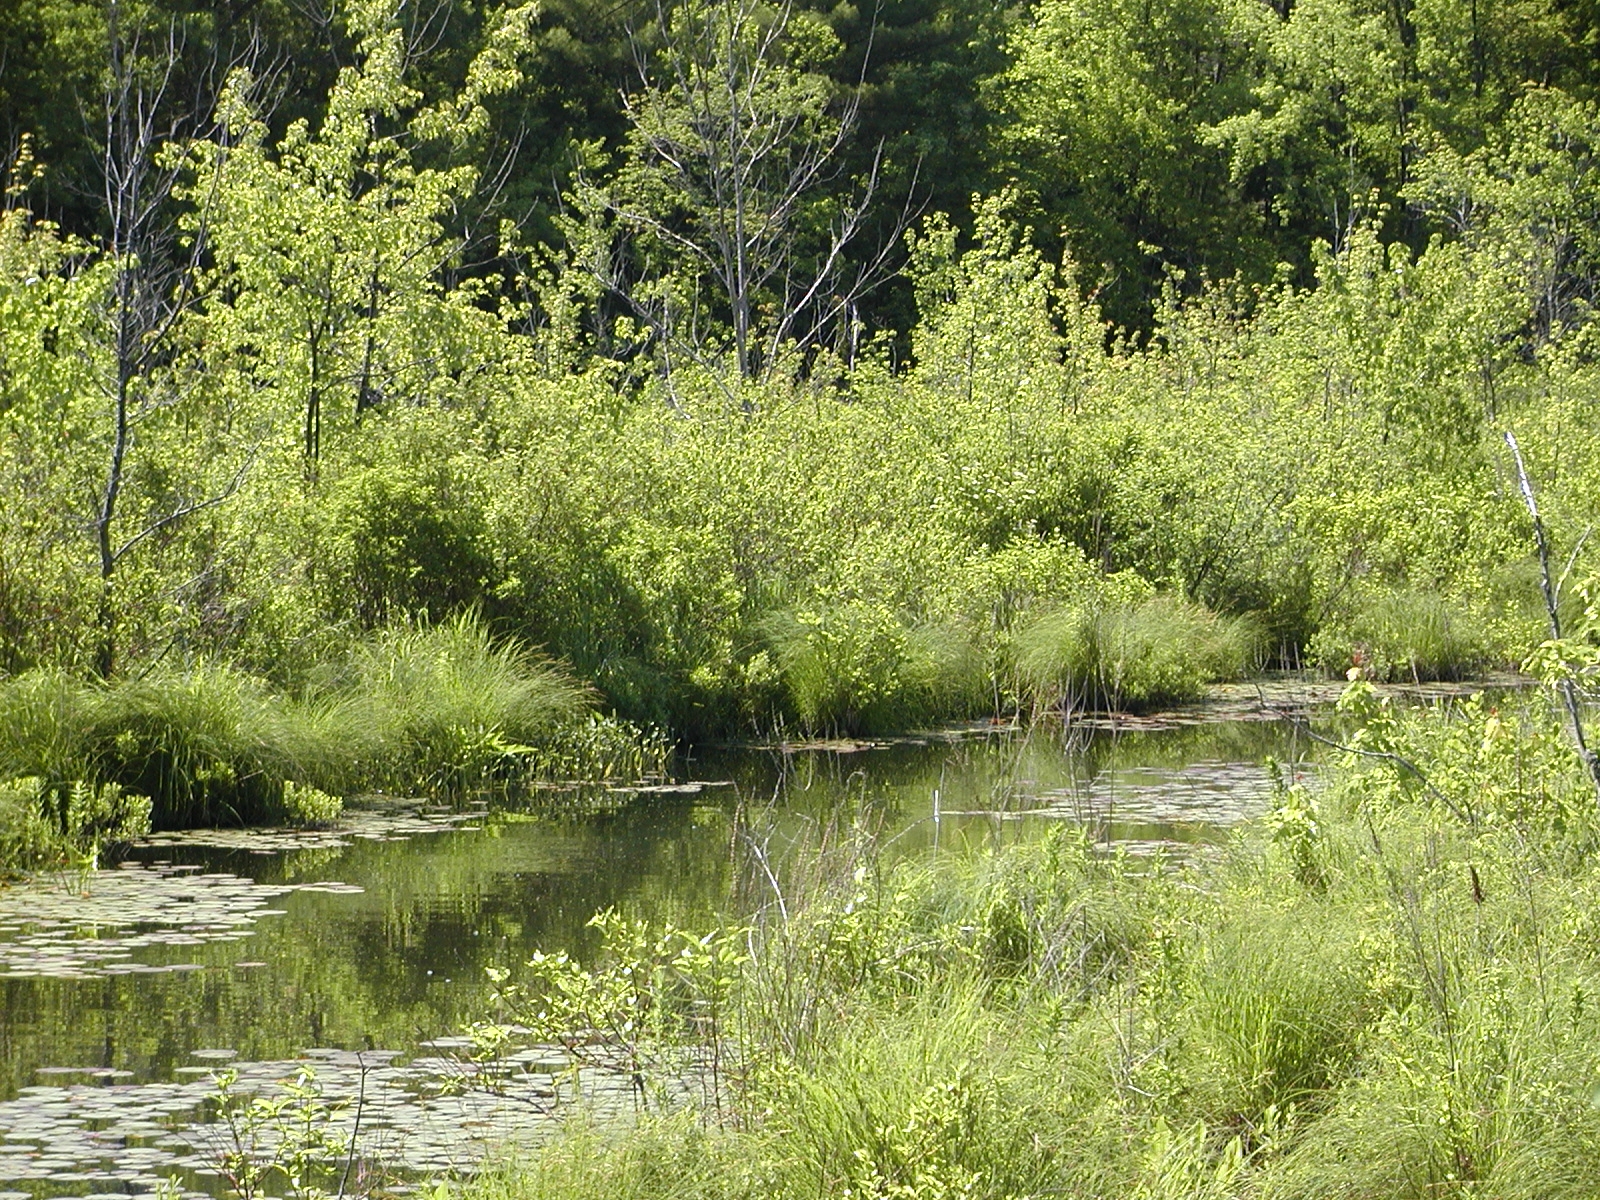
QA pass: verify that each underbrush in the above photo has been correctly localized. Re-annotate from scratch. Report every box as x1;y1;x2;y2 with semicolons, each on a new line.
0;614;666;842
462;685;1600;1199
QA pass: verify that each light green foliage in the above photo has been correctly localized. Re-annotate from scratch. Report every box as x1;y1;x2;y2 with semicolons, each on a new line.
906;193;1078;407
1333;679;1598;838
181;1;532;465
0;777;70;871
456;692;1600;1200
523;715;675;784
0;775;151;874
208;1066;351;1200
837;1074;995;1200
475;908;745;1108
280;781;341;829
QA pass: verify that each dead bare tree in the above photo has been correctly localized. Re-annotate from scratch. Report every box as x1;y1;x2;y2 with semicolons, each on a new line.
1504;430;1600;807
92;3;260;676
574;0;910;385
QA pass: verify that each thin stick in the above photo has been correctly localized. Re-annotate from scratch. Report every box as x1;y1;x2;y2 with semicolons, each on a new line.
1274;712;1471;823
336;1055;368;1200
1504;430;1600;806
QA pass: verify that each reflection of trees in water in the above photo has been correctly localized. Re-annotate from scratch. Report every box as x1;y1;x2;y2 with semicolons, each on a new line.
0;719;1309;1102
0;799;734;1102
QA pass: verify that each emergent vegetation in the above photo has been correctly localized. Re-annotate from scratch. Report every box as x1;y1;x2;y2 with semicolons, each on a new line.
463;684;1600;1199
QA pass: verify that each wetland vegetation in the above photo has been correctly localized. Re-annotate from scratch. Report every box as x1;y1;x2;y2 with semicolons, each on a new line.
469;692;1600;1200
6;0;1600;1193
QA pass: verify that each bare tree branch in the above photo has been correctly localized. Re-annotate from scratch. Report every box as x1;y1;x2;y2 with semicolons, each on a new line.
576;0;913;389
1504;429;1600;806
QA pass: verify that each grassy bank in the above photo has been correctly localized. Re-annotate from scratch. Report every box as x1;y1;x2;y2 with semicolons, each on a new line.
460;685;1600;1199
0;614;669;871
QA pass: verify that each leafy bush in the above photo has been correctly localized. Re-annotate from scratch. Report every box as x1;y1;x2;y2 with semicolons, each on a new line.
280;779;342;828
321;463;500;629
0;775;151;874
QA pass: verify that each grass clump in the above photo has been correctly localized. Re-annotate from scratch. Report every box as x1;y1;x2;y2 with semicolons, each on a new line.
1016;593;1260;712
760;603;986;735
0;665;320;829
80;665;340;828
1310;586;1496;681
336;612;598;791
0;614;661;855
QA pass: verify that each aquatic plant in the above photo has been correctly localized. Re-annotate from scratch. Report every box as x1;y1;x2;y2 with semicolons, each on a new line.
1016;594;1259;712
0;774;151;872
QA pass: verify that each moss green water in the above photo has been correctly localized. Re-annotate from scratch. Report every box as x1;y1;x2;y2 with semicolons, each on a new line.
0;705;1338;1196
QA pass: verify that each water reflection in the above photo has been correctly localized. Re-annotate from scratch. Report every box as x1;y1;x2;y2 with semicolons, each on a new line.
0;712;1310;1195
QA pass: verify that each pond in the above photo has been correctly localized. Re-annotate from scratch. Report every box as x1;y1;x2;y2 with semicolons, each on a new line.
0;679;1481;1199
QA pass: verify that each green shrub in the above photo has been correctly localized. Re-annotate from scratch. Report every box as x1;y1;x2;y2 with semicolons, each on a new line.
0;775;151;874
280;779;342;827
322;463;500;629
1017;594;1259;711
760;603;986;735
0;776;61;870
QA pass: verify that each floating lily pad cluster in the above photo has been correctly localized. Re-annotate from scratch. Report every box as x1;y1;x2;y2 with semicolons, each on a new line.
1068;675;1517;732
1041;759;1292;826
0;801;513;978
939;759;1293;828
0;1044;650;1198
0;865;301;980
136;803;491;854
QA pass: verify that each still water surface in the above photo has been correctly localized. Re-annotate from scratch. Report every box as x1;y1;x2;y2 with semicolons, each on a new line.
0;707;1320;1196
